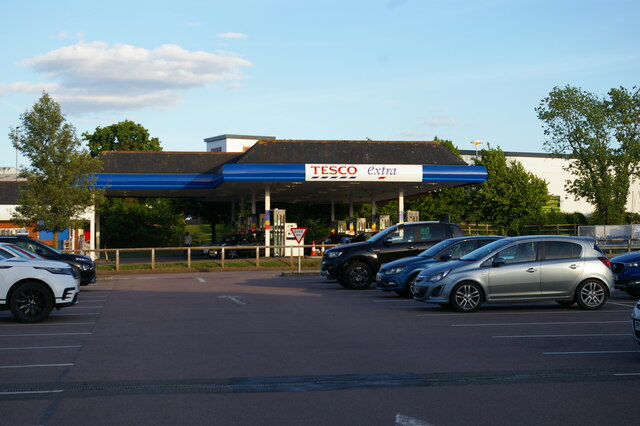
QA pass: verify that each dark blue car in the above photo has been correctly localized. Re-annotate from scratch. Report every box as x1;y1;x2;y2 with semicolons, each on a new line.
611;252;640;299
375;235;504;297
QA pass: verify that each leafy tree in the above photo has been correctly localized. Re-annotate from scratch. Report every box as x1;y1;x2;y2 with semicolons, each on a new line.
82;120;161;157
9;93;104;246
82;121;185;248
536;85;640;224
470;148;549;235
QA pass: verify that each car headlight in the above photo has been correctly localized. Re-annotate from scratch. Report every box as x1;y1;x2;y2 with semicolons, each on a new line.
326;251;343;258
428;269;451;283
627;262;640;268
385;267;404;274
35;266;74;276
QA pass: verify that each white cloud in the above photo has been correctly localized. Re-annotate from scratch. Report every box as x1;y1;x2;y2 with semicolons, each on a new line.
216;32;248;39
4;41;252;113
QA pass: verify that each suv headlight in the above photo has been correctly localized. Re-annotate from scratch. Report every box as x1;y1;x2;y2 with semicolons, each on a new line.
429;269;451;283
35;266;74;276
326;251;343;259
385;267;404;274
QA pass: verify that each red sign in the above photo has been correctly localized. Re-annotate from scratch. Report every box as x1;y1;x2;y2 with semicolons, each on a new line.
290;227;307;243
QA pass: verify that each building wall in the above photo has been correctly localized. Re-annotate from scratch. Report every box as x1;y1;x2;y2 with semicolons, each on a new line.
461;151;640;215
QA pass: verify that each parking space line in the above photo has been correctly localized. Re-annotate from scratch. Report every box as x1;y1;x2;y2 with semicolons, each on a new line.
451;320;628;327
493;333;631;338
544;350;640;355
0;332;91;337
0;363;74;369
417;310;630;317
608;301;637;308
0;390;63;395
0;345;82;351
0;322;95;327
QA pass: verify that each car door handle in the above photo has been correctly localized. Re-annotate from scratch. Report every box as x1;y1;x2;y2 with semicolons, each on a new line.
526;268;536;273
569;264;578;269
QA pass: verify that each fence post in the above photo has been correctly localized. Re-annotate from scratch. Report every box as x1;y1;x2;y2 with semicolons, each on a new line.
187;248;191;268
221;248;225;268
255;247;260;267
151;248;155;270
116;249;120;271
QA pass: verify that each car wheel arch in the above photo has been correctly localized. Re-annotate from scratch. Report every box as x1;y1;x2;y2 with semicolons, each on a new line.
574;278;609;309
8;278;54;302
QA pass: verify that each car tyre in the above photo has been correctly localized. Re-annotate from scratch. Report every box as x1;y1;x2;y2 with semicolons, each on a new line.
9;281;54;323
575;279;607;310
450;281;482;312
397;273;420;298
343;262;372;289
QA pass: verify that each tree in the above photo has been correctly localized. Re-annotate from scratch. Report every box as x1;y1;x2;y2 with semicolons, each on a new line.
82;120;161;157
536;85;640;224
471;148;549;235
9;93;104;246
81;121;189;248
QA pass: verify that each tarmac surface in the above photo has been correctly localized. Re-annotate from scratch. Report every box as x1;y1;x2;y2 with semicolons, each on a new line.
1;271;639;425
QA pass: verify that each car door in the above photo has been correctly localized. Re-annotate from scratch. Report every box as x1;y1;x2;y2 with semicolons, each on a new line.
539;241;584;297
487;242;541;299
376;224;423;264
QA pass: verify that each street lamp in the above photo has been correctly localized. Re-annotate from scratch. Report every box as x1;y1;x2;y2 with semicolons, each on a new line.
471;140;482;156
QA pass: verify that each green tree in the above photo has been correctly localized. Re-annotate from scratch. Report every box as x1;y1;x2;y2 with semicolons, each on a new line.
82;120;162;157
82;121;186;248
536;85;640;224
9;93;104;246
472;147;549;235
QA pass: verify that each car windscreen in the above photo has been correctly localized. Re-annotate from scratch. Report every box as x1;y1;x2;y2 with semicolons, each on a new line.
417;239;456;258
460;238;513;261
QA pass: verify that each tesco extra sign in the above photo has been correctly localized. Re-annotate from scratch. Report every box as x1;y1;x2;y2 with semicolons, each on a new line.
305;164;422;182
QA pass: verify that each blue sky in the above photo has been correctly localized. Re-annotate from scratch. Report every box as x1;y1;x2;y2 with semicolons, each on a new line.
1;0;638;168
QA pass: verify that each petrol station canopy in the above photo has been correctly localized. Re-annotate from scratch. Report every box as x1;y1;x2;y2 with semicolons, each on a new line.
94;139;487;204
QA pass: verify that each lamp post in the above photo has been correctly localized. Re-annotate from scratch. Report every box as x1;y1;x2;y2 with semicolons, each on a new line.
471;139;482;156
14;126;20;181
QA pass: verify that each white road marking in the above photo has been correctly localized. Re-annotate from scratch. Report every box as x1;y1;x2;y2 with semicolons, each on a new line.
452;320;628;327
0;332;91;337
544;350;640;355
396;413;433;426
0;390;63;395
197;278;206;282
0;322;95;327
493;333;632;338
219;295;246;305
0;363;74;369
0;345;82;351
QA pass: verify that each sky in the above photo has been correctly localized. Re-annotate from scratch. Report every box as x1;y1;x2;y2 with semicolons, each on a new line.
1;0;638;169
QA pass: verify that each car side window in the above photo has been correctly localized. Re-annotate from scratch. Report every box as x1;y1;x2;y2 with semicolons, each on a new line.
543;241;582;260
447;240;478;258
0;248;14;259
388;228;411;243
496;242;538;264
417;224;445;242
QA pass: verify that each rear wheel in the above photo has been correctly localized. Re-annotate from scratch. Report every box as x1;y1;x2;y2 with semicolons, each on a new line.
450;282;482;312
575;279;607;310
9;281;54;323
343;262;373;289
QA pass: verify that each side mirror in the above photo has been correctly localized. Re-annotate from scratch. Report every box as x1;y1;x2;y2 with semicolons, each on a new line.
492;257;506;267
439;253;453;261
383;237;393;246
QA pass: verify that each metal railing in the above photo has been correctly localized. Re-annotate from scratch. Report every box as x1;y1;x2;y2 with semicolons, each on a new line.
69;244;328;272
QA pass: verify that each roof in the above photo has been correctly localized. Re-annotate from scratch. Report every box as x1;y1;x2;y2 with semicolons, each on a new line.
90;140;487;204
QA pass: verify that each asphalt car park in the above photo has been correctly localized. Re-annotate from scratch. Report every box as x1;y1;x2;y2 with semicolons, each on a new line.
0;272;638;425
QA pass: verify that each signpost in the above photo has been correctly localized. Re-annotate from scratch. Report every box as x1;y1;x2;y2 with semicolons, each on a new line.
290;227;307;273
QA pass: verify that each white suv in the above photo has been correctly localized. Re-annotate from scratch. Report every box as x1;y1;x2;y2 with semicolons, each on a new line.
0;243;79;323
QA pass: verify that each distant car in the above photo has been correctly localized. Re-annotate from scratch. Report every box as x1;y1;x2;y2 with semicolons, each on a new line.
610;252;640;299
0;244;79;323
376;236;504;297
633;300;640;345
0;236;96;286
321;220;464;289
204;232;265;259
412;236;614;312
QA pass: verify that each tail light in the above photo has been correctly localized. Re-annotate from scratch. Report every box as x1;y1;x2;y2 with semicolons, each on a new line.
598;257;612;269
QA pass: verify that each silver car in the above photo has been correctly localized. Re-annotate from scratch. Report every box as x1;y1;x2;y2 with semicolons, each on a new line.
632;300;640;345
412;236;614;312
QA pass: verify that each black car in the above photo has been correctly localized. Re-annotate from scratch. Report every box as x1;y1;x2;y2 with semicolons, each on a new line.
203;231;265;259
320;220;464;289
0;236;96;286
610;251;640;299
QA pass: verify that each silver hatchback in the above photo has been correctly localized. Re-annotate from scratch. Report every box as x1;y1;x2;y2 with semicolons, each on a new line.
412;236;614;312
